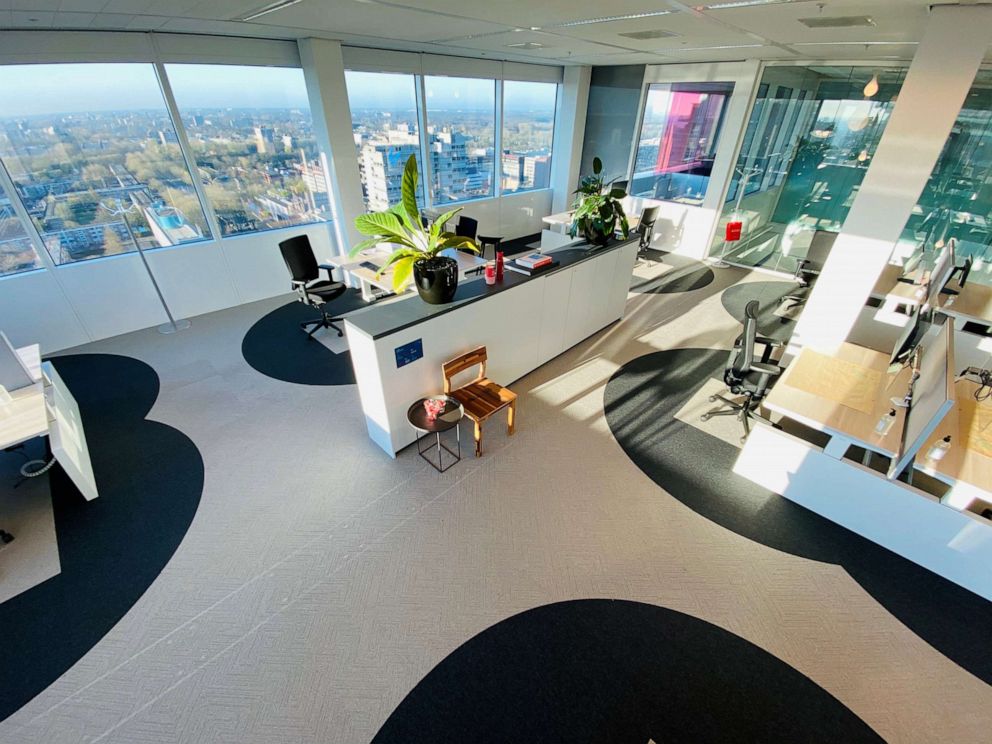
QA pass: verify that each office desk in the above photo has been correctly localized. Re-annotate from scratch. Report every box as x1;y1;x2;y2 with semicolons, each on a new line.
0;345;47;449
915;379;992;514
762;342;910;459
0;345;99;501
939;282;992;328
870;263;926;312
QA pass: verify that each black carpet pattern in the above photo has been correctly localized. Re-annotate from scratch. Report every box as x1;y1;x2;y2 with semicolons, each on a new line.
630;251;715;294
0;354;204;722
374;599;883;743
604;345;992;685
241;290;367;386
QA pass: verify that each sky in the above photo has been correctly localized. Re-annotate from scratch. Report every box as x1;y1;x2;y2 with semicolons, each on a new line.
0;63;558;119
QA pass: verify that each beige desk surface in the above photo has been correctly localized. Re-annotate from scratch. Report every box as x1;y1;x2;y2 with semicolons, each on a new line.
870;263;926;306
939;282;992;325
0;345;47;449
329;248;487;294
915;379;992;492
763;342;910;458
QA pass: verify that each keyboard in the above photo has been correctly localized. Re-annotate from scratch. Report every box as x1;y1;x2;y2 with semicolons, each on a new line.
359;261;380;271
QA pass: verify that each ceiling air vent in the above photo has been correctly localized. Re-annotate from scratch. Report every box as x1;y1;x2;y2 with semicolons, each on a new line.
799;16;876;28
618;29;679;40
506;42;546;49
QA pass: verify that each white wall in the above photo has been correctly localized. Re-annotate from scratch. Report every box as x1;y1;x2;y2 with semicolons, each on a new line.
0;221;337;353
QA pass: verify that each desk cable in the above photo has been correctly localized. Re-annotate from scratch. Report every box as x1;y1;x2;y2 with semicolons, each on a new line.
958;366;992;401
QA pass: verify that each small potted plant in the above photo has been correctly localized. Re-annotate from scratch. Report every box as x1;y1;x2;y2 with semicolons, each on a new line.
569;157;629;247
351;155;479;304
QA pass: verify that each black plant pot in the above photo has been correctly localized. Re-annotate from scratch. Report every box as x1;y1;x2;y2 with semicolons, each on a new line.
413;256;459;304
581;219;613;247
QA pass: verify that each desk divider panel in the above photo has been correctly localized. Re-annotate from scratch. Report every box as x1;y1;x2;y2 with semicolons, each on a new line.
889;319;956;479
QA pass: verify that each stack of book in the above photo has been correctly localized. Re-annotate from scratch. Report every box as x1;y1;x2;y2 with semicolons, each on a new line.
508;253;558;276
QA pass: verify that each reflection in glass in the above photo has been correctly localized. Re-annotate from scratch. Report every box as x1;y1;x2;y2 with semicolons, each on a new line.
424;76;496;204
501;81;557;194
346;71;425;213
0;63;211;266
0;177;43;276
631;82;734;205
166;63;330;237
900;70;992;286
714;65;906;274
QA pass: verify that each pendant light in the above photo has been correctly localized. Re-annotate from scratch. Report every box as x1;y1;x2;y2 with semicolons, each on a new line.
863;73;879;98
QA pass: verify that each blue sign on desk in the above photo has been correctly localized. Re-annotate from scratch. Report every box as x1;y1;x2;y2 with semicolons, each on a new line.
395;338;423;368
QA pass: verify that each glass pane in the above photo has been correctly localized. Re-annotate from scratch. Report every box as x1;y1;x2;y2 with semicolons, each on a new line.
631;82;734;204
899;69;992;287
501;80;557;194
714;66;907;274
0;63;211;266
346;70;425;213
424;76;496;204
166;64;330;237
0;178;43;276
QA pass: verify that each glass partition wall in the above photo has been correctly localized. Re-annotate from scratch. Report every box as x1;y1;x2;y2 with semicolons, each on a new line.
712;65;908;274
898;68;992;286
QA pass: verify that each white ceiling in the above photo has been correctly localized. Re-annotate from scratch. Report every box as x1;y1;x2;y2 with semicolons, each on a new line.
0;0;974;67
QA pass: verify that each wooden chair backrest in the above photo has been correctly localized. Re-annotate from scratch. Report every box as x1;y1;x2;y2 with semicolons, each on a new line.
442;346;487;392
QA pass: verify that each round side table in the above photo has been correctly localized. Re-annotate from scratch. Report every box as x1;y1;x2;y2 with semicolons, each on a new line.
407;396;464;472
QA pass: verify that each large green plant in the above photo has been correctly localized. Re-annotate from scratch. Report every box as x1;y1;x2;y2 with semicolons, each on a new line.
569;157;629;243
350;155;479;291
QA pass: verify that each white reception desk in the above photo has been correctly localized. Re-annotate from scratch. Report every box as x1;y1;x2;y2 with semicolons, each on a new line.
345;237;638;456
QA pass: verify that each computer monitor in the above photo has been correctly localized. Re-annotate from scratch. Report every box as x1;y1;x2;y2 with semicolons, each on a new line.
889;307;924;368
926;240;956;309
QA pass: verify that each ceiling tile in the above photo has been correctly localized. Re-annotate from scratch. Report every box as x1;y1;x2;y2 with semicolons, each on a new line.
8;10;55;26
52;11;98;27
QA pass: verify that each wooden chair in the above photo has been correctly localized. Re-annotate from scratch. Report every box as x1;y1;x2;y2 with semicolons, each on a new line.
442;346;517;457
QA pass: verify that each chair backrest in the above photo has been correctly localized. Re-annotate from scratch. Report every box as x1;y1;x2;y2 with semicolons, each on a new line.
612;179;628;194
442;345;487;392
477;235;502;259
279;235;319;284
727;300;759;380
639;206;660;231
806;230;836;268
455;216;478;240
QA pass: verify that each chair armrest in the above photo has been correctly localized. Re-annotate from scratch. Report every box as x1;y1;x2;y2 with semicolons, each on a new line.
755;335;783;348
750;361;781;376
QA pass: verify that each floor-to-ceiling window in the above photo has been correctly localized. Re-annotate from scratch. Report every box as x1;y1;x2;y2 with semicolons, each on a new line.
165;63;330;237
0;179;42;276
501;80;557;194
898;69;992;286
423;76;496;205
0;63;211;266
713;65;908;274
345;70;425;212
630;82;735;204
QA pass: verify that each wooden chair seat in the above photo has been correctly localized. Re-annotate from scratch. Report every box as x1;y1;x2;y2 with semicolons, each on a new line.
442;346;517;457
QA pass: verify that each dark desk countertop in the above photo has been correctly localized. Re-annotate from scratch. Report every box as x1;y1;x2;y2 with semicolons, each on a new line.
344;237;638;340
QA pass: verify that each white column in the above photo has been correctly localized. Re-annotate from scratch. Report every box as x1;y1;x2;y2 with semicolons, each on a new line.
793;5;992;351
298;38;366;253
550;65;591;214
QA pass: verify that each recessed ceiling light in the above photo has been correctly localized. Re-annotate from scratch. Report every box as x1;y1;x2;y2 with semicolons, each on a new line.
675;44;764;51
619;29;680;40
533;10;673;30
793;41;917;46
799;16;876;28
699;0;800;9
238;0;303;22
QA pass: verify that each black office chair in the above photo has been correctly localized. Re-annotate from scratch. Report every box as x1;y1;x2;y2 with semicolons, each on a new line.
455;216;478;241
612;179;628;194
782;230;836;313
941;256;973;296
701;300;783;442
278;235;346;339
477;235;502;260
636;205;660;256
